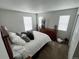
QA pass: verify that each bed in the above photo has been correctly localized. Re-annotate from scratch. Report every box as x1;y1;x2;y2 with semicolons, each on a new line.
0;26;51;59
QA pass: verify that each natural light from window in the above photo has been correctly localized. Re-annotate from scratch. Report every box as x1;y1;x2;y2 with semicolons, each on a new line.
38;17;43;28
58;15;70;31
23;16;32;31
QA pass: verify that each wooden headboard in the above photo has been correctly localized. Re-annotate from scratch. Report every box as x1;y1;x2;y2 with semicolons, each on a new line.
0;26;13;59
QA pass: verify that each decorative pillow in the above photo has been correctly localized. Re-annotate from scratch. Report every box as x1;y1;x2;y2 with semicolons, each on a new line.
16;33;30;42
21;34;30;42
9;32;26;46
16;33;22;37
26;31;34;40
21;31;34;40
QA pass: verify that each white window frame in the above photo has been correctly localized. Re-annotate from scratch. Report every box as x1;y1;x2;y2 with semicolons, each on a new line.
38;16;43;28
58;15;70;31
23;16;32;31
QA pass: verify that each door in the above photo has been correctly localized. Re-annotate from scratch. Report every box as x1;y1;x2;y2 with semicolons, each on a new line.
68;15;79;59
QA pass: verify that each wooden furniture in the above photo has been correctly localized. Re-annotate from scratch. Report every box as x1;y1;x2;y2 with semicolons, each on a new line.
0;26;14;59
40;25;58;41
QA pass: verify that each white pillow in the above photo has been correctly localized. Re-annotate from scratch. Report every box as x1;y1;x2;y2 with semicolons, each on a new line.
9;32;26;46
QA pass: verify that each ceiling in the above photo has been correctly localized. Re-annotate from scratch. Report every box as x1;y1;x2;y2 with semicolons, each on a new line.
0;0;79;13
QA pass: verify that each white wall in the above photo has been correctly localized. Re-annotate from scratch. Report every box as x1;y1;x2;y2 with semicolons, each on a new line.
38;8;77;39
68;15;79;59
0;9;36;33
0;32;9;59
77;8;79;14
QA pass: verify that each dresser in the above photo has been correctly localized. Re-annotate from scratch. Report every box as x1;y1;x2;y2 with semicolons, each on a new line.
40;27;58;41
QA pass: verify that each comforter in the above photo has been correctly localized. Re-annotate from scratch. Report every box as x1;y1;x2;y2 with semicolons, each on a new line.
12;31;51;58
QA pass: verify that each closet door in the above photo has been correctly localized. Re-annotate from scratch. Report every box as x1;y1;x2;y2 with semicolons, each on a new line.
68;15;79;59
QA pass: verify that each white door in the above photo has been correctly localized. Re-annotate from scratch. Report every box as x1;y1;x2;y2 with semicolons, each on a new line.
68;15;79;59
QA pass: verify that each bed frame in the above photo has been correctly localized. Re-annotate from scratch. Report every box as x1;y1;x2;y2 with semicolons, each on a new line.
0;26;14;59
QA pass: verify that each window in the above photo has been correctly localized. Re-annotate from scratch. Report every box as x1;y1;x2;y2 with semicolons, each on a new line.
23;16;32;31
38;17;43;28
58;15;70;31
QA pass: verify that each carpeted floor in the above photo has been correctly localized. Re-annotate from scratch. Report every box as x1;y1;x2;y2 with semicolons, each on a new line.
33;41;68;59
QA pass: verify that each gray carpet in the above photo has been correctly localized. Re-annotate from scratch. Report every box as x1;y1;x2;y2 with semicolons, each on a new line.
35;41;68;59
